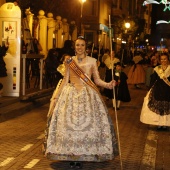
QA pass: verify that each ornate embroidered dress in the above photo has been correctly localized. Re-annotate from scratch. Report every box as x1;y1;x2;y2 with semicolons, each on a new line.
140;65;170;126
44;56;118;162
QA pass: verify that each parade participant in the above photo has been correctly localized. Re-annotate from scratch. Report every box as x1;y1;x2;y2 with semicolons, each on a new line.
43;36;119;168
140;53;170;130
145;53;159;88
103;51;120;103
113;62;131;109
102;48;110;63
127;52;145;89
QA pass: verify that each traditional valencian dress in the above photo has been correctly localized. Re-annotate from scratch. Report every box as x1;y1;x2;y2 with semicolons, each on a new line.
127;55;145;85
43;56;119;162
140;65;170;126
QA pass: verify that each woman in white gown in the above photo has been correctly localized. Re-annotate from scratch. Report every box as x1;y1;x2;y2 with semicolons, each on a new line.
140;53;170;129
43;36;119;168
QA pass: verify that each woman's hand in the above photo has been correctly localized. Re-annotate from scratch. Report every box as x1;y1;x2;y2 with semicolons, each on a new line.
108;80;116;89
63;55;71;65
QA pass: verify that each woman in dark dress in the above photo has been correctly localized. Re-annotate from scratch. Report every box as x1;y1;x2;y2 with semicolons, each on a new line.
140;53;170;129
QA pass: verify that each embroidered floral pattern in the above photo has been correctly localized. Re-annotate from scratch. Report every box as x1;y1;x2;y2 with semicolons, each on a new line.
45;84;118;161
148;88;170;115
44;56;119;162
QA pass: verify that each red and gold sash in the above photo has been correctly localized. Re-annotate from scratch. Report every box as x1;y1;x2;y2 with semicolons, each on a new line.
66;57;106;104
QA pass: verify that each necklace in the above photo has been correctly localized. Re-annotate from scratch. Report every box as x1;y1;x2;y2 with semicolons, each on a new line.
77;56;86;63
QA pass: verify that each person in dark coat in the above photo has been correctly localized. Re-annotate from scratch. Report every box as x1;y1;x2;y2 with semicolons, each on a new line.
104;62;131;109
44;48;63;87
114;62;131;106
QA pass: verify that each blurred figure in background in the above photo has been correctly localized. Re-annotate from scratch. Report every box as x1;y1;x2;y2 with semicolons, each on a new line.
0;39;9;97
44;48;62;87
102;49;110;64
145;52;159;88
127;52;145;89
103;51;120;104
113;62;131;109
60;40;75;58
32;38;42;54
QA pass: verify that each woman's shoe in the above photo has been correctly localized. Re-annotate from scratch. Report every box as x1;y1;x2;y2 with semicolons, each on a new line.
75;162;82;169
70;162;76;168
162;126;168;130
157;126;162;130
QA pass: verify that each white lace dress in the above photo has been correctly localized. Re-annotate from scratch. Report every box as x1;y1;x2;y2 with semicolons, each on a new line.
44;56;118;162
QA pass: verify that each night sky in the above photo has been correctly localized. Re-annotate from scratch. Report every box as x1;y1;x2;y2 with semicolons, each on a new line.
151;3;170;45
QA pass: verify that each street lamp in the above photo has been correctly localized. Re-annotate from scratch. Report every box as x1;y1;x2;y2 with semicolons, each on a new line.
125;22;130;29
124;21;131;44
124;22;130;34
79;0;86;36
124;21;131;63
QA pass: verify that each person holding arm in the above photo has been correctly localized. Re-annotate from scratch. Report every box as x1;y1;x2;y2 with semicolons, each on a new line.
43;36;119;168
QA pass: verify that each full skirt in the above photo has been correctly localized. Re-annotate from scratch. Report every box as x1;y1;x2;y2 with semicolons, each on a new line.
127;64;145;84
140;90;170;126
44;83;119;162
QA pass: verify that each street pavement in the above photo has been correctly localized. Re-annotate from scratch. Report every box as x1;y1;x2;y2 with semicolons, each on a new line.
0;84;170;170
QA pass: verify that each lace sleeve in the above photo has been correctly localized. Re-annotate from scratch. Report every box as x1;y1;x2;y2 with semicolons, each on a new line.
92;60;114;89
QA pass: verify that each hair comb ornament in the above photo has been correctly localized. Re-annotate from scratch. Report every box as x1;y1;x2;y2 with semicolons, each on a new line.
77;36;86;41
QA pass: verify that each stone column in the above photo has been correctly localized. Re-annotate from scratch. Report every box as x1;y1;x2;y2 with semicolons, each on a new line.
47;12;55;50
62;18;69;45
70;20;77;41
37;10;47;56
55;16;63;48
